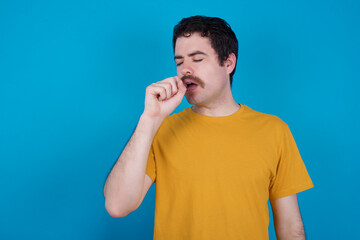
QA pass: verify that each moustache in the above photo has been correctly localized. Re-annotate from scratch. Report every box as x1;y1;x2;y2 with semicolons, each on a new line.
181;75;205;88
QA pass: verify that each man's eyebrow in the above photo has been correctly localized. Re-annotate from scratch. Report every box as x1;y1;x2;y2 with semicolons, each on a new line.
188;51;207;57
174;51;208;60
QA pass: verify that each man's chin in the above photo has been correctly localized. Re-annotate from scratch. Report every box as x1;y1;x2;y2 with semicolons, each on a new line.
185;95;202;105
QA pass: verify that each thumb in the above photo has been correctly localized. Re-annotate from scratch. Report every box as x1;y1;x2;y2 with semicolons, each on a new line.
170;79;186;104
177;79;187;96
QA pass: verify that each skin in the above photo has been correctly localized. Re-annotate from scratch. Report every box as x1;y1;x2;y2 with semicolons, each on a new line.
104;31;306;239
271;194;306;239
174;32;240;116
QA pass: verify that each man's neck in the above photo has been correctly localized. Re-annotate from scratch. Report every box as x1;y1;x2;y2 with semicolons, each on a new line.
191;98;240;117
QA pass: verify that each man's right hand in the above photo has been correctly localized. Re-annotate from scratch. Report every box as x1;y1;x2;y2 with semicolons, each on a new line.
105;77;186;218
143;76;186;120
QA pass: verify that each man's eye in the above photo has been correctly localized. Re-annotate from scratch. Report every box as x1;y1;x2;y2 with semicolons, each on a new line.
176;62;183;66
193;59;203;62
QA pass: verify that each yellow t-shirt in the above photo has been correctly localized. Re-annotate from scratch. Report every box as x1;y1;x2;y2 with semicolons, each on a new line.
145;104;313;240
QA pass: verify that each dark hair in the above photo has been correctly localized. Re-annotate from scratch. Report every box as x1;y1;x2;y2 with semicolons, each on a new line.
173;15;238;86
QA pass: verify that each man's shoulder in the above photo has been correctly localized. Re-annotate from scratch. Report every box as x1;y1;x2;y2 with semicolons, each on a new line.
243;105;287;125
162;105;289;129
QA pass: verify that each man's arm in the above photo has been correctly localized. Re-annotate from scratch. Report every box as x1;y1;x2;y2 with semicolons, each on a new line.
104;115;162;218
103;77;186;218
270;194;306;240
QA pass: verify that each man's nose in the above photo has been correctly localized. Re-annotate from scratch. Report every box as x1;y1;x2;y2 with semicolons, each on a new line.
180;61;193;76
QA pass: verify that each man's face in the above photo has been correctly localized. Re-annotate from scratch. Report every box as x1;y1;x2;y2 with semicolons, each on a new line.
174;32;232;106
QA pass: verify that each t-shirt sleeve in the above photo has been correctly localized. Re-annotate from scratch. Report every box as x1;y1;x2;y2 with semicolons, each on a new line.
269;122;314;200
145;144;156;183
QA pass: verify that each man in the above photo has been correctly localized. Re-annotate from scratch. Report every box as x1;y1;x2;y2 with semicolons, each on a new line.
104;16;314;240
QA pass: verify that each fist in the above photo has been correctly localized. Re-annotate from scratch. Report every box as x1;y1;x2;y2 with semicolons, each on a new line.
143;76;187;119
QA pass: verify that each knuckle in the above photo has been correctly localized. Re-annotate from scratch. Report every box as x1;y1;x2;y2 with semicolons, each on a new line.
146;85;156;93
161;89;167;95
166;84;172;91
147;83;156;88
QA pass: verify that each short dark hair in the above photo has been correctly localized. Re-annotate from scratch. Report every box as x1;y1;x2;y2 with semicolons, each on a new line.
173;15;238;86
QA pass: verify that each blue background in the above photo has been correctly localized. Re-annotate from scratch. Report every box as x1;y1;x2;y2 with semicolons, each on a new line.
1;0;359;239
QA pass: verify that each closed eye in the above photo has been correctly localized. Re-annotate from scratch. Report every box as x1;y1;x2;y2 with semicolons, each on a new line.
193;59;203;62
176;62;183;66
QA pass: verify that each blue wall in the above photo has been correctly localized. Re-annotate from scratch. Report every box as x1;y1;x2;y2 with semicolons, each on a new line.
1;0;359;239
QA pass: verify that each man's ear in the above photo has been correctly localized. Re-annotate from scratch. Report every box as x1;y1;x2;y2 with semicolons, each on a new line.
225;53;236;74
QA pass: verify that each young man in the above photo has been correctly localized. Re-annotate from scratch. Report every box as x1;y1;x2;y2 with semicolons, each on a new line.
104;16;314;240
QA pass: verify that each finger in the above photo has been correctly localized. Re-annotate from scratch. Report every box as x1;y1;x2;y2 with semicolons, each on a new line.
167;77;178;96
177;77;187;95
149;84;167;101
168;79;186;104
174;76;182;85
153;82;172;100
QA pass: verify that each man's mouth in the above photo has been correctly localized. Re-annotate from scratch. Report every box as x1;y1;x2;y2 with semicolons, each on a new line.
183;79;199;92
185;82;198;91
181;75;204;92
